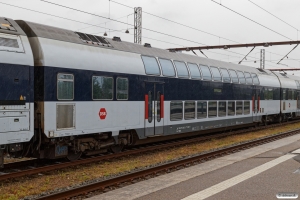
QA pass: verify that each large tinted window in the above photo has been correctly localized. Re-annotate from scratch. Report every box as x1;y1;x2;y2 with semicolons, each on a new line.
288;90;293;100
141;56;160;75
199;65;212;80
174;61;189;78
211;67;222;82
264;88;273;100
57;73;74;100
92;76;113;100
188;63;201;79
282;89;287;100
236;101;243;115
218;101;226;117
244;101;250;114
244;72;252;84
170;102;183;121
208;101;217;117
237;71;246;84
228;101;235;116
158;58;175;77
251;73;260;85
116;78;128;100
185;101;195;120
220;68;231;83
197;101;207;118
229;70;239;83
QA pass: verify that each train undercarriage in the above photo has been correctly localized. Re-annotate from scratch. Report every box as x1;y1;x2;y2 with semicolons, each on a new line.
1;112;299;167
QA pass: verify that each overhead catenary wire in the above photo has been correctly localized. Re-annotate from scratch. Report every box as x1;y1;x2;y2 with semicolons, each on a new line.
40;0;276;62
277;44;299;64
41;0;297;67
248;0;299;32
210;0;292;40
0;1;241;60
77;13;134;31
109;0;298;61
0;1;121;33
2;1;294;68
40;0;209;46
110;0;240;44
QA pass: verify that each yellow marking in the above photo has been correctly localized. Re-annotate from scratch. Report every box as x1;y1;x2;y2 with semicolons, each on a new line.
1;23;10;27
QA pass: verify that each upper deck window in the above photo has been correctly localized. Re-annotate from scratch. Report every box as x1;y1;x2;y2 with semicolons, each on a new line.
251;73;260;85
158;58;175;77
220;68;231;83
174;61;189;78
141;56;161;75
199;65;212;81
237;71;246;84
188;63;201;79
210;67;222;82
244;72;253;84
228;69;239;83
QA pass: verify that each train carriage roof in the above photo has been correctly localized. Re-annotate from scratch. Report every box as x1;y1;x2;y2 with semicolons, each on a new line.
15;19;282;87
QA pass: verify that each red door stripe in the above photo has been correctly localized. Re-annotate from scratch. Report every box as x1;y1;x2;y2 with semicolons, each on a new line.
160;94;164;118
145;94;148;119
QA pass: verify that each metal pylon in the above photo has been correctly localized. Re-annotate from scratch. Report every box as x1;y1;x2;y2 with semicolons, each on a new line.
260;49;265;69
134;7;142;44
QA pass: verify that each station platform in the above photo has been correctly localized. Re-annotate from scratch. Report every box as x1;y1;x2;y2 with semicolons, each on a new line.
87;134;300;200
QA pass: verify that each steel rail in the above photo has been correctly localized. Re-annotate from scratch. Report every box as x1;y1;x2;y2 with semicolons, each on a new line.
35;128;300;200
1;119;300;182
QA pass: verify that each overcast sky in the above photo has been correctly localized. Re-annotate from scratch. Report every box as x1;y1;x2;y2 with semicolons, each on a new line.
2;0;300;75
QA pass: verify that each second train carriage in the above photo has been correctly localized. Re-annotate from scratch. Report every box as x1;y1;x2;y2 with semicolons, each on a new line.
1;17;300;163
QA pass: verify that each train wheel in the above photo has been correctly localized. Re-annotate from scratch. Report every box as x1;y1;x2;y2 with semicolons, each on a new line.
67;150;82;161
110;144;124;153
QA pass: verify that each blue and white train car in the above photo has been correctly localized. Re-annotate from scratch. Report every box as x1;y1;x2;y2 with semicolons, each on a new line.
15;20;284;159
1;17;299;162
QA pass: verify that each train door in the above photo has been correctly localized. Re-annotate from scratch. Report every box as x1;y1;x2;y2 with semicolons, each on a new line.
252;89;260;122
297;91;300;116
144;82;164;137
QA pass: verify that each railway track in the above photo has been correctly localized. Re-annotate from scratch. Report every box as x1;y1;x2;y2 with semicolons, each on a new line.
1;119;299;183
35;127;300;200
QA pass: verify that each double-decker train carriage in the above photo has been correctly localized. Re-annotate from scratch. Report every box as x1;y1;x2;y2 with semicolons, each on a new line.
1;17;300;165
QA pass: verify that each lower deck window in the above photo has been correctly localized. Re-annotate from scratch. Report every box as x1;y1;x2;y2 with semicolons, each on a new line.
244;101;250;114
236;101;243;115
208;101;217;118
218;102;226;117
228;101;235;116
117;78;128;100
197;101;207;118
92;76;113;100
185;101;195;120
170;102;183;121
264;88;273;100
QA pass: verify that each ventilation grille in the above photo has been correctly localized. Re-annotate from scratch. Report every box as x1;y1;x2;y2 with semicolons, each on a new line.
56;104;75;129
256;68;267;74
75;32;111;47
280;73;287;77
0;37;19;48
0;18;16;32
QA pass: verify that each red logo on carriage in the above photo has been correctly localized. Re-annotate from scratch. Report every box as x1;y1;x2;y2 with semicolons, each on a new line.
99;108;107;120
